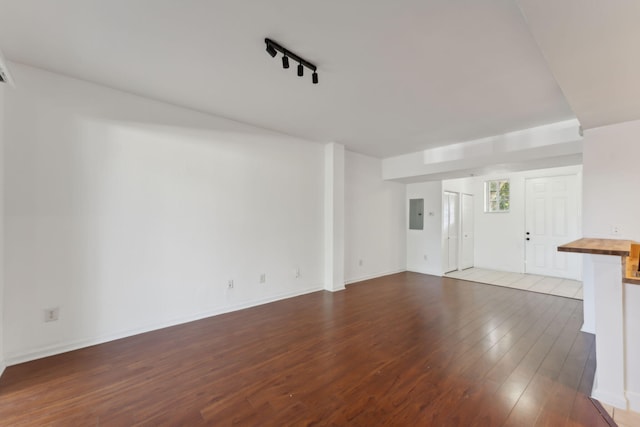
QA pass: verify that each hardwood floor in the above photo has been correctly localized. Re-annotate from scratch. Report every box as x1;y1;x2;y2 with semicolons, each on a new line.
0;272;611;426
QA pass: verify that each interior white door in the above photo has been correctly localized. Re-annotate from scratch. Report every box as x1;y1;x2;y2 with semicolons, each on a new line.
460;193;474;270
443;192;459;273
525;175;580;279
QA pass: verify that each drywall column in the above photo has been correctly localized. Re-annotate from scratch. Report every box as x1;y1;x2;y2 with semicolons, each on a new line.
582;121;640;412
324;143;345;292
589;254;627;408
0;84;5;377
559;239;629;409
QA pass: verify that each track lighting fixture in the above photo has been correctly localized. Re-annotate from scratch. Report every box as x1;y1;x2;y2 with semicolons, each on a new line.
264;38;318;85
266;44;277;58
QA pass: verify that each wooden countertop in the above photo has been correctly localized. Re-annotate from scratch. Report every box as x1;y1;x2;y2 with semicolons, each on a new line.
557;238;637;256
624;243;640;285
558;238;640;285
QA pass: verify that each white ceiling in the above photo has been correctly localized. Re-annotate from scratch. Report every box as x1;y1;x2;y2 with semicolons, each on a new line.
0;1;625;159
517;0;640;130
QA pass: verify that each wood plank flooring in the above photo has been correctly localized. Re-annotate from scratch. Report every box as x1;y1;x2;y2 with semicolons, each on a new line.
0;272;611;426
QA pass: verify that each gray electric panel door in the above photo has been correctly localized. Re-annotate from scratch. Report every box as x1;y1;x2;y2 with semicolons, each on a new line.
409;199;424;230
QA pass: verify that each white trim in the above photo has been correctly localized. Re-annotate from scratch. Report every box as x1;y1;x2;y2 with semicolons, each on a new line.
580;323;595;334
0;362;5;379
484;179;510;213
592;384;628;410
627;391;640;413
442;191;460;274
406;268;442;277
345;269;405;285
458;192;475;271
5;285;323;366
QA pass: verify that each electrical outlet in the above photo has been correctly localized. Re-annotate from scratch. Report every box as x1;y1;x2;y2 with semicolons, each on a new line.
358;259;363;267
44;307;59;322
424;254;428;261
260;273;266;283
228;280;234;289
295;267;300;278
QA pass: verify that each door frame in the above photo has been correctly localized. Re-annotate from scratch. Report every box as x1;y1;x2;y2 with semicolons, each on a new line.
442;191;460;274
459;193;474;270
523;173;582;280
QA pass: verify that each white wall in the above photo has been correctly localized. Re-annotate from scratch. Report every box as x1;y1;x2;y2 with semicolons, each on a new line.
344;151;405;283
2;63;327;364
406;181;443;275
583;120;640;411
0;83;5;376
470;165;582;273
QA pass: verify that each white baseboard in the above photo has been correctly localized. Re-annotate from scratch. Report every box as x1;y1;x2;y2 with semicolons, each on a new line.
345;269;405;285
592;386;628;410
5;284;323;366
627;391;640;413
406;267;442;277
468;265;526;275
580;323;595;335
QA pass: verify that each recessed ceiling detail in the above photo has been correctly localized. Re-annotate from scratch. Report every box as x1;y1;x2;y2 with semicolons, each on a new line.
517;0;640;130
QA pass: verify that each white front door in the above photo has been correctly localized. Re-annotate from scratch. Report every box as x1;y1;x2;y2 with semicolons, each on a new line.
460;193;474;270
525;175;580;279
443;192;459;273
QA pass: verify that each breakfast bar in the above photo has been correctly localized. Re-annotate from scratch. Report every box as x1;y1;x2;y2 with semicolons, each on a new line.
558;238;640;410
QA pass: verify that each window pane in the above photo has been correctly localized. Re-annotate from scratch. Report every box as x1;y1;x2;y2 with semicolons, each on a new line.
485;179;510;212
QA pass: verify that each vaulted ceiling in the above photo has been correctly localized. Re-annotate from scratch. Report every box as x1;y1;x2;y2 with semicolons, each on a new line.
0;1;637;158
517;0;640;130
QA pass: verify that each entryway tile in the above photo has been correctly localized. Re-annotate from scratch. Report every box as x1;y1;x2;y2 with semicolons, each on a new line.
445;268;583;300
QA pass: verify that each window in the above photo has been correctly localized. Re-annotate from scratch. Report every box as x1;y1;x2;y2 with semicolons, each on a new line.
485;179;510;212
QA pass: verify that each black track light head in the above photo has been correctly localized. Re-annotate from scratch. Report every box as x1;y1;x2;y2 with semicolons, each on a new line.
282;55;289;69
312;72;318;84
297;63;304;77
266;44;277;57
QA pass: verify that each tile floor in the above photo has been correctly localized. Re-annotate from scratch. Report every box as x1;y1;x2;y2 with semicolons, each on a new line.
600;402;640;427
445;267;583;300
